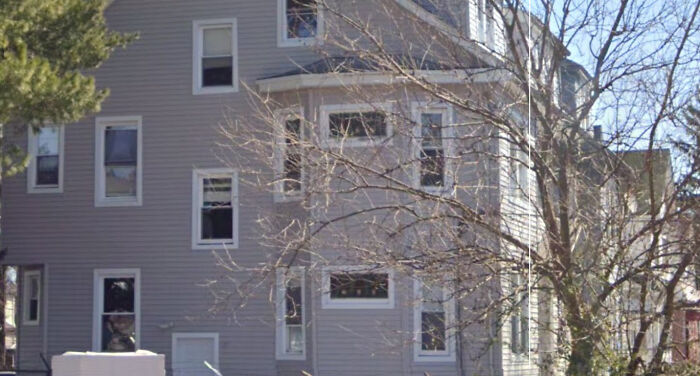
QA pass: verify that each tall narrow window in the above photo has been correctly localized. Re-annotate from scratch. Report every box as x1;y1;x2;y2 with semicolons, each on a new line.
95;117;142;206
509;273;529;355
278;0;321;46
193;19;238;94
275;109;304;201
276;268;305;359
22;271;41;326
28;125;63;193
413;104;452;191
93;269;140;352
414;279;455;361
192;169;238;250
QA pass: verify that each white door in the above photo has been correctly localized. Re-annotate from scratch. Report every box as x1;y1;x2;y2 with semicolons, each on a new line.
172;333;219;376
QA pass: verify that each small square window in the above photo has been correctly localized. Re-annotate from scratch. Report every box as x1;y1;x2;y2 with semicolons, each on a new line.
278;0;322;47
27;125;63;193
193;19;238;94
192;169;238;250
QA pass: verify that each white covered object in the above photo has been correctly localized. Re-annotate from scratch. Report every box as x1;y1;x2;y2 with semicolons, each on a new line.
52;350;165;376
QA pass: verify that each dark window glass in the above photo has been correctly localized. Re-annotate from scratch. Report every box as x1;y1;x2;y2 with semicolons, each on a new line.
103;278;135;313
421;312;446;351
201;178;233;240
101;314;136;352
202;56;233;86
29;300;39;321
36;155;59;185
329;273;389;299
329;112;387;139
286;0;317;39
284;119;302;192
285;284;302;325
420;148;444;187
104;127;137;197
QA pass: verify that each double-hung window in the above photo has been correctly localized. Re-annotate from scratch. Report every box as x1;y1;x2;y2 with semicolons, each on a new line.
322;266;394;309
278;0;322;46
509;273;529;355
412;103;453;191
192;169;238;250
414;279;455;361
274;109;304;201
193;19;238;94
93;269;140;352
95;116;142;207
22;270;41;326
276;267;305;359
320;104;393;147
27;125;63;193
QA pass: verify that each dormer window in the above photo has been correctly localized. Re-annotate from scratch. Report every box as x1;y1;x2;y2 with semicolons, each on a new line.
278;0;323;47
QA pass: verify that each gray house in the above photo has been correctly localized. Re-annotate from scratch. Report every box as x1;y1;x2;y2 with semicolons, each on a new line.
1;1;582;375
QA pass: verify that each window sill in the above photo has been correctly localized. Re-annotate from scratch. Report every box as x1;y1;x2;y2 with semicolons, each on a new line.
276;353;306;361
414;353;456;363
274;192;304;203
193;85;238;95
22;321;39;327
95;197;142;207
278;36;320;48
192;241;238;251
28;186;62;194
321;298;394;310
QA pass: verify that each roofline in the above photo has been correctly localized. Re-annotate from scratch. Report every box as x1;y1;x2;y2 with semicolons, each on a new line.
256;69;509;93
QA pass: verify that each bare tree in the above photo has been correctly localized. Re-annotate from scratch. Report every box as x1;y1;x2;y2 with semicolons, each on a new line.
214;1;700;375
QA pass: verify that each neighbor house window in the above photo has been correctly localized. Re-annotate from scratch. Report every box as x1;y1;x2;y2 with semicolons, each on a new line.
322;267;394;309
27;125;63;193
509;273;529;355
320;104;393;147
278;0;322;46
22;270;41;326
413;104;453;191
193;19;238;94
95;116;142;207
93;269;140;352
414;279;455;361
276;267;305;360
192;169;238;250
274;109;304;201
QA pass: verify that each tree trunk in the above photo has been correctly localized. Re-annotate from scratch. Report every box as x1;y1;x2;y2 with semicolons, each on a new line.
567;331;597;376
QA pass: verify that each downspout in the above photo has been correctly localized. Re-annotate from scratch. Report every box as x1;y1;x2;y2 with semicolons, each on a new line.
42;264;49;358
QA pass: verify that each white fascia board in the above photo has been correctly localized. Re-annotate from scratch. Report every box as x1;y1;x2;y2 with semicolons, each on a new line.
257;69;510;93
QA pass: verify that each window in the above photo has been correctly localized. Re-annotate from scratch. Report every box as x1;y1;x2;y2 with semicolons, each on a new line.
193;19;238;94
507;111;532;199
412;103;453;191
320;104;393;147
192;169;238;250
93;269;140;352
95;116;142;207
274;109;304;201
414;279;455;361
27;125;63;193
322;266;394;309
172;333;219;376
276;268;305;360
509;273;529;355
476;0;495;46
22;270;41;326
278;0;322;47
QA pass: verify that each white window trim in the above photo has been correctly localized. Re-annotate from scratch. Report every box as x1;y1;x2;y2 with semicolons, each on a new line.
413;278;456;362
22;270;41;326
319;103;394;148
94;116;143;207
191;168;239;250
27;125;64;194
92;268;141;352
275;267;306;360
411;102;455;195
171;332;220;373
192;18;239;95
274;107;305;203
277;0;324;47
321;266;395;309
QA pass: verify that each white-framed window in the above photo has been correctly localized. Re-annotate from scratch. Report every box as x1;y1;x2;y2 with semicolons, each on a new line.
93;269;140;352
277;0;323;47
191;169;239;250
192;19;238;95
319;103;394;148
94;116;142;207
411;103;454;192
321;266;394;309
172;333;219;376
276;267;306;360
413;279;456;362
274;108;305;202
27;125;64;193
22;270;41;326
475;0;495;46
508;273;529;355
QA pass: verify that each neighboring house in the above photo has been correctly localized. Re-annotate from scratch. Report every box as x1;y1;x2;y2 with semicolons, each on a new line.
1;1;588;376
4;276;17;369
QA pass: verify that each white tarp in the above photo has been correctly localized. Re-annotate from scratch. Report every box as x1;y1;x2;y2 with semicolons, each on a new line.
52;350;165;376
